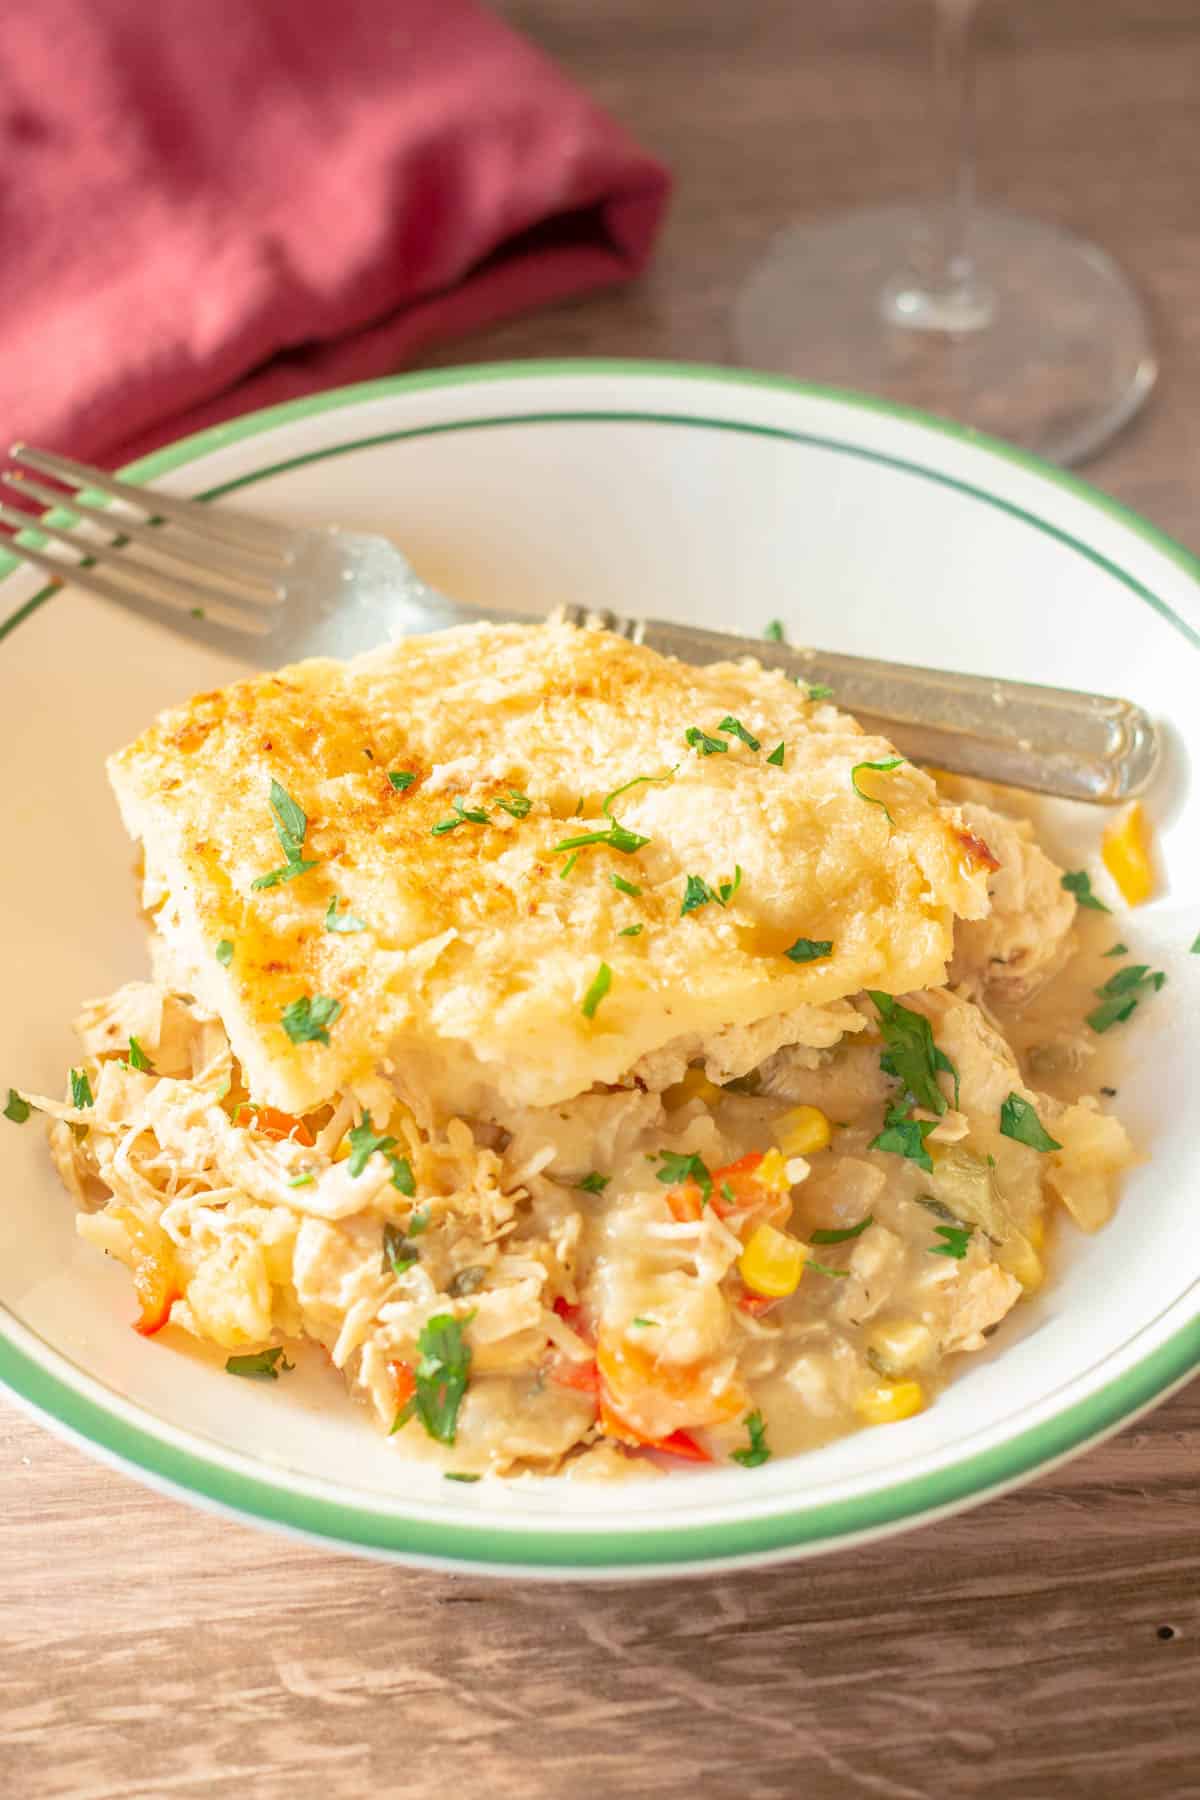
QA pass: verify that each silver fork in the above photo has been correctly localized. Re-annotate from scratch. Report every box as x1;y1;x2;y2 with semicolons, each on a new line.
0;442;1158;804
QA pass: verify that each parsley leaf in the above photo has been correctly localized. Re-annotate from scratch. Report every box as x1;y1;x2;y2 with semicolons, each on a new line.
610;872;642;898
431;797;490;836
730;1410;771;1468
806;683;835;701
1192;933;1200;955
763;620;785;643
280;994;342;1045
408;1206;431;1235
381;1222;420;1277
928;1223;972;1259
766;742;785;767
1061;869;1109;912
389;1154;416;1196
559;850;580;879
287;1172;315;1188
444;1471;481;1483
718;865;743;906
226;1347;294;1380
387;770;416;791
851;758;905;824
252;779;321;888
785;937;833;963
1086;963;1166;1034
1102;942;1129;958
346;1112;397;1176
810;1216;873;1244
654;1150;712;1204
718;716;761;752
578;1172;610;1194
127;1036;154;1073
630;1316;658;1328
685;727;728;756
618;923;644;937
805;1260;850;1279
4;1089;31;1125
215;938;235;966
999;1093;1062;1152
325;897;367;933
70;1068;94;1110
495;791;532;819
395;1313;472;1445
870;1105;937;1172
868;991;957;1115
581;961;613;1019
681;874;716;917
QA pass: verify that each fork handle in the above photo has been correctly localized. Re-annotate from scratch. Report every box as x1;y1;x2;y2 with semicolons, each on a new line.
565;609;1159;804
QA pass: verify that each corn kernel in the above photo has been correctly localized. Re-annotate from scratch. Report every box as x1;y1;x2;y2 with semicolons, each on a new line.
865;1317;936;1378
773;1105;832;1158
739;1223;806;1298
999;1237;1045;1293
754;1147;791;1193
855;1379;926;1425
663;1065;721;1110
1101;802;1155;907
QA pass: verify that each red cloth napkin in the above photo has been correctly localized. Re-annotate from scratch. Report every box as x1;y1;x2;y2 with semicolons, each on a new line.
0;0;669;466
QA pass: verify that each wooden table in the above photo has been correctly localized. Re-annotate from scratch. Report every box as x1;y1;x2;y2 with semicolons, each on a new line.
3;4;1197;1795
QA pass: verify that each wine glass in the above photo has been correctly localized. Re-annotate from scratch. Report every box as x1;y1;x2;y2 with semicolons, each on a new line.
732;0;1156;466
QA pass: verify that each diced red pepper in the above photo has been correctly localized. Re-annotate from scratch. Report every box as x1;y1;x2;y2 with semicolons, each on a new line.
649;1429;713;1464
388;1358;416;1411
234;1103;315;1147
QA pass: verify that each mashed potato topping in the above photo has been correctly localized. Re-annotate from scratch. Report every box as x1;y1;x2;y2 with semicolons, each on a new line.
18;620;1137;1477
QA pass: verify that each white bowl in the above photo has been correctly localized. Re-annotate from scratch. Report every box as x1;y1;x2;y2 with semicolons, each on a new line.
0;360;1196;1578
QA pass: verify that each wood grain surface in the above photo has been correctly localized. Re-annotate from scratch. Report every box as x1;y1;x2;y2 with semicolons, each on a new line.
3;3;1199;1796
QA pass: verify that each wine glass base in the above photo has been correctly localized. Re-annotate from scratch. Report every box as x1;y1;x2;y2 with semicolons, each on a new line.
732;203;1157;466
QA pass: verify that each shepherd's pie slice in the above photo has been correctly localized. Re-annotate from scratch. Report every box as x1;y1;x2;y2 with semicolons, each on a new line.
107;618;992;1116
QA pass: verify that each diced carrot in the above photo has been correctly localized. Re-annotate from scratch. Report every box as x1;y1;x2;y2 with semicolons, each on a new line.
234;1103;315;1147
668;1182;705;1223
132;1255;179;1337
388;1358;416;1410
650;1430;712;1463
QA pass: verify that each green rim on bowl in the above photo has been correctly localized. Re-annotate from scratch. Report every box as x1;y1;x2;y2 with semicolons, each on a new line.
0;359;1196;1571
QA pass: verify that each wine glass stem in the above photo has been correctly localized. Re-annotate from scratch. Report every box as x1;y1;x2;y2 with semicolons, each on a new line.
881;0;994;333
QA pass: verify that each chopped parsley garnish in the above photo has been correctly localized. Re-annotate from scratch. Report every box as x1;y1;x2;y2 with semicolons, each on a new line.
654;1150;712;1204
720;1180;735;1203
431;797;490;835
610;872;642;898
618;923;644;937
408;1206;430;1235
681;874;716;917
805;1260;850;1279
1085;962;1166;1033
806;684;835;701
810;1216;873;1244
870;1103;937;1172
718;716;761;752
630;1316;657;1328
1191;933;1200;955
718;866;743;905
70;1068;94;1110
1102;942;1129;958
578;1172;610;1194
225;1347;293;1380
346;1112;397;1176
287;1172;315;1188
559;850;581;880
4;1089;30;1125
555;823;649;856
389;1155;416;1196
999;1093;1062;1153
730;1410;771;1468
280;994;342;1046
851;758;905;824
127;1036;154;1073
252;779;320;889
444;1471;481;1483
928;1223;972;1260
381;1222;420;1276
393;1313;472;1445
785;937;833;963
495;791;532;819
448;1266;487;1297
387;770;416;791
685;726;728;756
215;938;235;966
1061;869;1109;912
869;991;958;1114
766;742;785;767
601;770;676;818
325;897;367;933
581;961;613;1019
764;620;785;643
